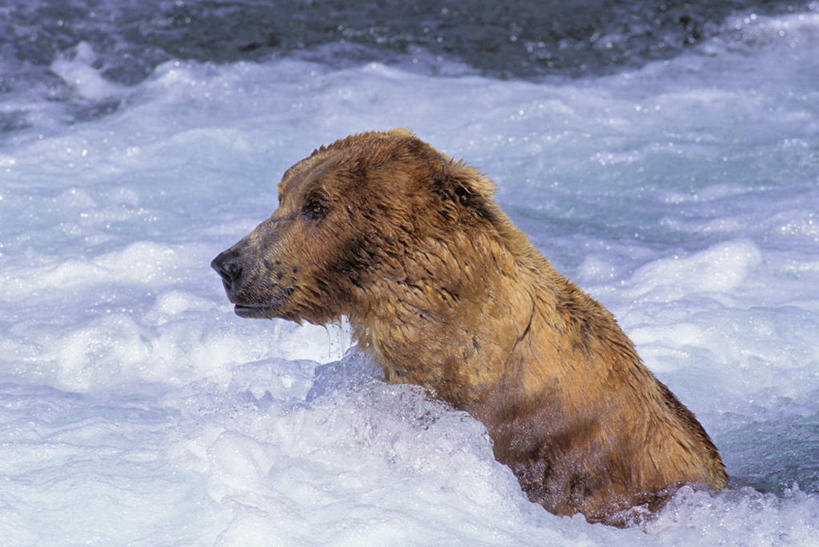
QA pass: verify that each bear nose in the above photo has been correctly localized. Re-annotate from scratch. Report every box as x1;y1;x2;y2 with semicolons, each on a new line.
211;250;243;294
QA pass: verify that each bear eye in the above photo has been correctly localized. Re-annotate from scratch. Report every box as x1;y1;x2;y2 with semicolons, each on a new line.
302;196;329;221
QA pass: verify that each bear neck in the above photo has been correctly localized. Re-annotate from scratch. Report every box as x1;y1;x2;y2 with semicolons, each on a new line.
349;225;552;412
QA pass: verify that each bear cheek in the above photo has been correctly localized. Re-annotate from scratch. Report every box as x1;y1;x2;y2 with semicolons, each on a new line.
263;216;365;325
296;264;353;325
255;252;336;325
280;259;361;325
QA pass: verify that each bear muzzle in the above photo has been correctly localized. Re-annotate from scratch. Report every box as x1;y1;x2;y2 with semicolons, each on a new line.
211;247;296;319
211;249;244;300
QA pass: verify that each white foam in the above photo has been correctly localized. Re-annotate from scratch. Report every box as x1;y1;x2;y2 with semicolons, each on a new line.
627;240;764;302
50;42;128;101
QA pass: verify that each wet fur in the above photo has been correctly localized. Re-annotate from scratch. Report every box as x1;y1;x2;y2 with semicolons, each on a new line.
211;129;728;525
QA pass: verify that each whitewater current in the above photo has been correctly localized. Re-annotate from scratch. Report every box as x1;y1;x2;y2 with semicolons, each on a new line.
0;1;817;545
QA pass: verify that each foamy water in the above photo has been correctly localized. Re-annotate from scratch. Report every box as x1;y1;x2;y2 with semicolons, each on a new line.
0;4;817;545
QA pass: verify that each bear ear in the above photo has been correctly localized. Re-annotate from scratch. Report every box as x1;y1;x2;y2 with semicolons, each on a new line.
432;167;498;227
386;128;415;138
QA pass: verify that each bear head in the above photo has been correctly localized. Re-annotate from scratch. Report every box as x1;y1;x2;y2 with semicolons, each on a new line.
211;129;501;326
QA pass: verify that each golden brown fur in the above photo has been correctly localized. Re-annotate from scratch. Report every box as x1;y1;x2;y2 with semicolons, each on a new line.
211;129;728;525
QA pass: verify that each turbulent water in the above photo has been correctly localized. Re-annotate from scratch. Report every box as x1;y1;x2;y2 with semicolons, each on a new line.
1;1;818;544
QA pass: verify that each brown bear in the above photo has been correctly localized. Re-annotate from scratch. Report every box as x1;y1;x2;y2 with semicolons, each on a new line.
211;129;728;525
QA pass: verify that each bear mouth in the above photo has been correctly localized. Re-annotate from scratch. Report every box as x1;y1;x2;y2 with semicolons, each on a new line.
233;304;279;318
231;286;295;319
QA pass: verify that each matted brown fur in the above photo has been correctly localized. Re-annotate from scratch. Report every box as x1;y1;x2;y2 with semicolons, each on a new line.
211;129;728;525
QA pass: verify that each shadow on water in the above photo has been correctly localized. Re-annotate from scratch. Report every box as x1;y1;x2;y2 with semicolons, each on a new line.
0;1;814;139
2;1;814;81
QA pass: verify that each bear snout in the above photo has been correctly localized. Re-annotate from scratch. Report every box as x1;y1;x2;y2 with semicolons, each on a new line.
211;246;295;319
211;249;245;301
